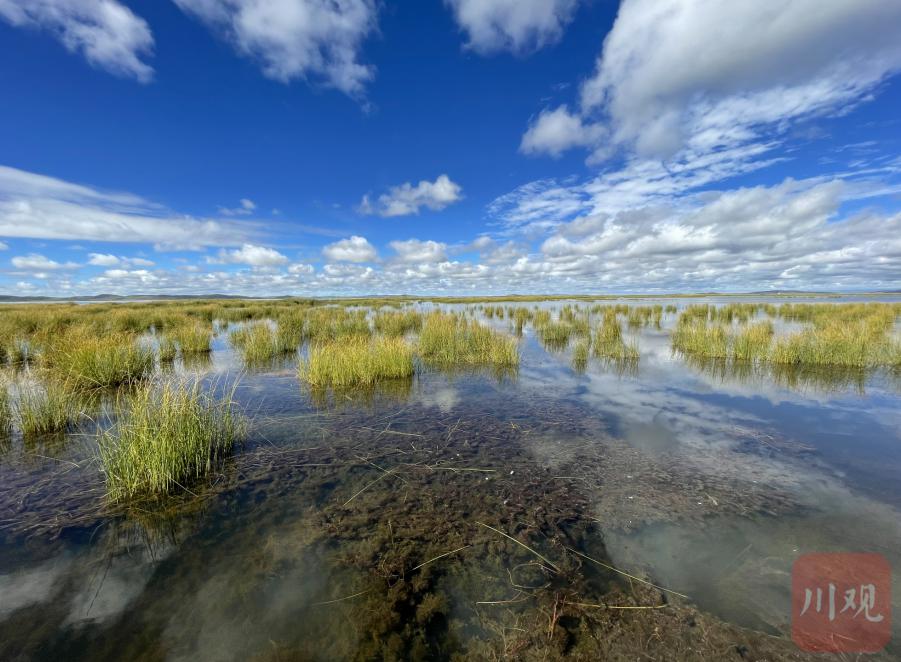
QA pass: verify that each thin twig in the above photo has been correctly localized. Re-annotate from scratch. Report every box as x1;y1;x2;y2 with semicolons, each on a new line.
477;521;560;573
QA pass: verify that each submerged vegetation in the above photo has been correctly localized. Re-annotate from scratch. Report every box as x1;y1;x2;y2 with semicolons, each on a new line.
99;379;245;500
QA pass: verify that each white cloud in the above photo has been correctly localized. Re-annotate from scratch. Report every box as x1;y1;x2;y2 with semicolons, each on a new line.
0;165;259;250
445;0;580;55
322;235;377;263
172;0;378;97
288;263;314;275
11;253;79;270
213;243;289;267
520;105;605;157
0;0;154;82
360;174;463;217
87;253;154;267
389;239;447;263
218;198;256;216
524;0;901;162
0;241;7;250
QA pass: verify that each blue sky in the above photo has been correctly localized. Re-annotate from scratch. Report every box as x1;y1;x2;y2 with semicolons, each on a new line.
1;0;900;297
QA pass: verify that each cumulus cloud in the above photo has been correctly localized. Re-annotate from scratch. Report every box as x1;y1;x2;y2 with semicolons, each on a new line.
523;0;901;161
360;175;462;217
172;0;378;97
0;0;154;82
213;243;289;267
11;253;79;270
0;165;259;250
389;239;447;263
445;0;580;55
520;105;605;157
322;235;377;262
88;253;154;267
218;198;256;216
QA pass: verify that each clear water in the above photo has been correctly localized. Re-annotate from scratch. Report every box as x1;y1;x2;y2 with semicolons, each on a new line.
1;297;900;660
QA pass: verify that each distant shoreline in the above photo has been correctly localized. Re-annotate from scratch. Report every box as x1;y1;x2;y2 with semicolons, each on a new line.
2;291;900;305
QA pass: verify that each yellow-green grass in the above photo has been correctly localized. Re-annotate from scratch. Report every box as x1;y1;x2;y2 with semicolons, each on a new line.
159;336;177;363
0;380;10;435
671;319;729;359
769;322;897;368
373;310;423;336
536;321;575;349
276;311;306;350
169;322;213;354
230;322;295;363
98;379;245;500
303;308;371;341
592;314;640;361
673;304;900;367
572;339;590;372
44;331;154;390
418;312;519;367
732;321;774;361
299;335;414;389
14;380;82;436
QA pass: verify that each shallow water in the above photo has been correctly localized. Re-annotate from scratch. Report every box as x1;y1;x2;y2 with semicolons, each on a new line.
2;297;900;660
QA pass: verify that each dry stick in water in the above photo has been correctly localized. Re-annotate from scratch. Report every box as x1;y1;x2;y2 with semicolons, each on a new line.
409;544;473;573
565;546;689;600
312;588;372;606
476;521;561;573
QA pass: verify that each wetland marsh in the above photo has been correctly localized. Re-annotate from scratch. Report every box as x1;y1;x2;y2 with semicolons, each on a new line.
1;295;900;660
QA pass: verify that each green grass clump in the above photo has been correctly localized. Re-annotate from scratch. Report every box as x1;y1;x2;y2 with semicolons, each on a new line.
770;322;883;367
304;308;371;341
15;380;81;436
0;381;10;436
299;336;414;388
572;339;589;372
47;331;154;389
537;321;574;349
373;310;423;336
169;322;213;354
732;321;774;361
671;319;729;359
159;336;177;363
592;313;639;361
230;322;296;363
418;313;519;366
98;379;245;500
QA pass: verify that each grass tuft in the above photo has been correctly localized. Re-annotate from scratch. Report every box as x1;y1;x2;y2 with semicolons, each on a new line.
299;335;414;389
169;322;213;354
46;331;154;389
418;313;519;366
592;313;640;361
98;379;245;500
15;380;81;436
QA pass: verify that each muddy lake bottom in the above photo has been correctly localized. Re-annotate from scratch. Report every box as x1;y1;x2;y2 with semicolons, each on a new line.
2;298;901;660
